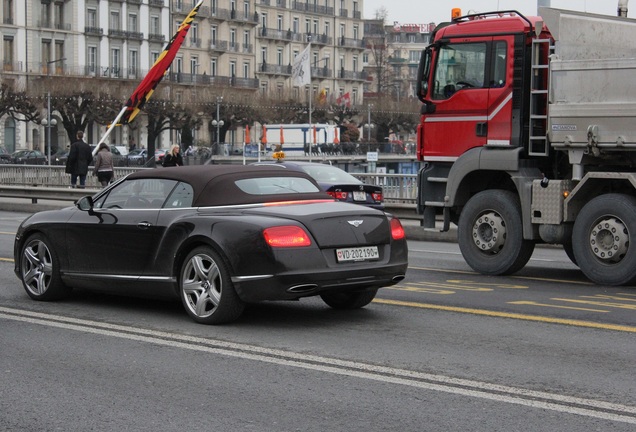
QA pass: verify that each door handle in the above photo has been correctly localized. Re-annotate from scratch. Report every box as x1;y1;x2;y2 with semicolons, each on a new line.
476;122;488;137
137;222;152;229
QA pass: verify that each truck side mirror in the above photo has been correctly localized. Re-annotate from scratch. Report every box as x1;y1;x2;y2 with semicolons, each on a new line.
420;103;436;114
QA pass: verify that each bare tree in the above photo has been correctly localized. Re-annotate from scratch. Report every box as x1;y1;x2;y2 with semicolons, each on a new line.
143;99;197;167
0;82;40;123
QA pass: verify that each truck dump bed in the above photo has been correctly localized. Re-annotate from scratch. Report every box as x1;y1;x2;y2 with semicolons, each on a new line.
542;7;636;150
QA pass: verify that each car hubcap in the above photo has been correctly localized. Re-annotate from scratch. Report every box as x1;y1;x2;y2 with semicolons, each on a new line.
22;240;52;295
589;216;629;263
472;211;506;254
182;254;221;318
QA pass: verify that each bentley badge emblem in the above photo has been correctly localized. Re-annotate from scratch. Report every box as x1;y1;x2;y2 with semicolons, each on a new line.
347;220;363;227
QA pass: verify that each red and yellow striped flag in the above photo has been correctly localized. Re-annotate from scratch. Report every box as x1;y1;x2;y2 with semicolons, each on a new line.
122;0;203;123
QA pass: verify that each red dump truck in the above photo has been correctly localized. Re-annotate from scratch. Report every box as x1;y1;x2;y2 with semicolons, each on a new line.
415;2;636;285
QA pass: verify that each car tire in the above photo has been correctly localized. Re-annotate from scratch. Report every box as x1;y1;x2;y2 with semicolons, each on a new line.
458;190;535;275
320;288;378;309
179;246;245;324
20;233;71;300
572;194;636;286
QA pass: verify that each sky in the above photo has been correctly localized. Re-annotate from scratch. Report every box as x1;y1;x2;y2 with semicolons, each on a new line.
363;1;626;25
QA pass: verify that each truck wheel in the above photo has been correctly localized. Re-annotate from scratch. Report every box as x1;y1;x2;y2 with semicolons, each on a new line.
572;194;636;286
458;190;535;275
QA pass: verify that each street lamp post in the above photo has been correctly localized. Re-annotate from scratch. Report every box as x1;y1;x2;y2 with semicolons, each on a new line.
44;57;66;165
367;103;373;141
41;93;57;165
211;96;225;155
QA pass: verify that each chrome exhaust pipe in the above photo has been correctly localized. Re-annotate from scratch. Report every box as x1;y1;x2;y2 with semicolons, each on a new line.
287;284;318;293
392;275;406;282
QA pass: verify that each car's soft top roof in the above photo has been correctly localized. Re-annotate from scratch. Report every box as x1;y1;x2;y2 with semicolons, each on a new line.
127;164;331;206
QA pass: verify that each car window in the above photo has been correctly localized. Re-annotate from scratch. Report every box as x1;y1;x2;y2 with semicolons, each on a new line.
94;179;179;210
301;165;362;184
235;176;320;195
164;182;194;208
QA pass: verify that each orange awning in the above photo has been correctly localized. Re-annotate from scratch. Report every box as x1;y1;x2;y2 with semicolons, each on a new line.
245;125;250;144
280;126;285;145
261;124;267;144
334;127;339;144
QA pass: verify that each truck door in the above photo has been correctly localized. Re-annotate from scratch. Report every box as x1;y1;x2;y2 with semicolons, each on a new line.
421;40;490;160
486;40;513;147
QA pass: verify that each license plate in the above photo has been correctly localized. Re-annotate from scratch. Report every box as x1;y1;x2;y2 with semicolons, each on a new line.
336;246;379;262
353;191;366;201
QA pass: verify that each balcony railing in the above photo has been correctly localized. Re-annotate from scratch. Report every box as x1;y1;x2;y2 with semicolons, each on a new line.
258;63;292;75
311;66;332;79
149;0;164;6
149;33;166;43
338;37;365;49
85;26;104;36
226;9;259;24
258;28;292;42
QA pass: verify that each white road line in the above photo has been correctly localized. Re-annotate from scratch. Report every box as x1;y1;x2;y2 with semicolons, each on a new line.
1;306;635;424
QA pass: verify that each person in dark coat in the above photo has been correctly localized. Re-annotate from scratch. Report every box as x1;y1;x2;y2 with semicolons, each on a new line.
162;144;183;167
65;131;93;188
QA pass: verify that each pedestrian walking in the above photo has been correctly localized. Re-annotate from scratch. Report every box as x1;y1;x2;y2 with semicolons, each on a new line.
93;143;114;188
162;144;183;167
65;131;92;188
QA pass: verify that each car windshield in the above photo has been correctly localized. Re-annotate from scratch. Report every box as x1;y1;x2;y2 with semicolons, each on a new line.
300;164;362;184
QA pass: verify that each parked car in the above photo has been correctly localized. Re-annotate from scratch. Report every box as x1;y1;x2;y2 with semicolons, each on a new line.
251;161;384;209
11;150;47;165
155;148;166;164
126;148;147;166
0;146;12;164
13;165;408;324
50;149;69;166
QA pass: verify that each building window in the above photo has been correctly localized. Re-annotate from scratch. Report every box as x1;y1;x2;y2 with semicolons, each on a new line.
151;16;160;35
352;55;358;72
230;61;236;77
351;88;358;105
87;9;97;28
110;11;120;30
243;62;249;78
324;22;330;37
260;81;268;96
3;37;14;71
128;14;137;32
3;0;13;25
261;47;267;64
211;25;217;44
111;48;120;76
190;57;198;74
293;17;299;33
353;25;359;40
210;57;217;76
87;46;97;73
129;50;138;76
277;15;283;31
277;48;283;65
230;29;236;48
261;13;267;28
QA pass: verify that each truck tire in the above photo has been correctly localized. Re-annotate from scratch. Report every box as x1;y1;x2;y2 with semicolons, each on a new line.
572;194;636;286
458;190;535;275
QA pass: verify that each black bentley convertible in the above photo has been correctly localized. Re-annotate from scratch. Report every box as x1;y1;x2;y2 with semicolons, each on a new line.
14;165;408;324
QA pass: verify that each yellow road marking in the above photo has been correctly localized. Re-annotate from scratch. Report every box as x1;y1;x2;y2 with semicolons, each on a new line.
409;266;593;285
373;298;636;333
551;298;636;311
0;257;14;262
0;231;15;235
508;300;608;313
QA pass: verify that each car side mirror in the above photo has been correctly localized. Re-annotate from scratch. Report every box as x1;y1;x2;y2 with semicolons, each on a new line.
76;196;94;211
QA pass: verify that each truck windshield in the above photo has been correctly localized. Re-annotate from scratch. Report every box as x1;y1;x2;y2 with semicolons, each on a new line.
433;43;487;100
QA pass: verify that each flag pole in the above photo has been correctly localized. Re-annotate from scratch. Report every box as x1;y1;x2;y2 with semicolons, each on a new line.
308;86;312;163
93;106;127;155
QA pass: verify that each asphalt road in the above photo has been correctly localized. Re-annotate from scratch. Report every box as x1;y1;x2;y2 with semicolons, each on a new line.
1;209;635;431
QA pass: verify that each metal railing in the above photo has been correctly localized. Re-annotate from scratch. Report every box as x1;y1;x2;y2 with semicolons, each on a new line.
0;165;419;208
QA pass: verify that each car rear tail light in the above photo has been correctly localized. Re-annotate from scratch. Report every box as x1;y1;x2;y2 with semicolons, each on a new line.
263;226;312;247
372;192;383;202
390;218;405;240
326;191;348;200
